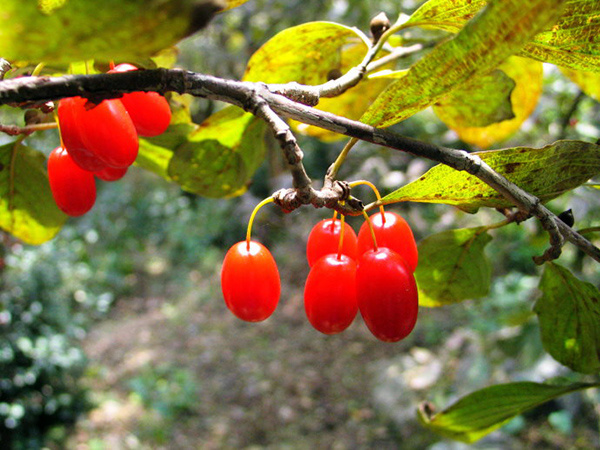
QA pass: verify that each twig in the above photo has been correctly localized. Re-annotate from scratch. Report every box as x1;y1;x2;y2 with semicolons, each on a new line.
0;69;598;263
0;122;57;136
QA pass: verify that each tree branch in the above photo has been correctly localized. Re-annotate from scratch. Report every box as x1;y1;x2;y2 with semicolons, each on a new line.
0;69;598;263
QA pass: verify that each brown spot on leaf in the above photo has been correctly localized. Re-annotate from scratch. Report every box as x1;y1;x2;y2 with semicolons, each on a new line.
504;162;521;174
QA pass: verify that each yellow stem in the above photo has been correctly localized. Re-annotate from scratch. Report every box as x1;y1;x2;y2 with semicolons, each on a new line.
349;179;386;222
246;197;275;249
361;210;378;251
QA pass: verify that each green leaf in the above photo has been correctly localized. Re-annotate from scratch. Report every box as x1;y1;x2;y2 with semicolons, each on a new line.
243;21;363;85
522;0;600;72
381;140;600;213
0;0;224;63
418;380;600;443
436;56;543;149
361;0;565;127
535;262;600;374
406;0;600;72
434;69;516;128
168;106;266;198
416;227;492;307
0;142;67;245
407;0;487;33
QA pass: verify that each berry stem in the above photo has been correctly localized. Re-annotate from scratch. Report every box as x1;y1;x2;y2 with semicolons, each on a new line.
337;207;347;261
361;210;378;251
246;197;275;250
349;180;386;223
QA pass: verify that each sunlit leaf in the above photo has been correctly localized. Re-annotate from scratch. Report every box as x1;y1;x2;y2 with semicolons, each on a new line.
535;262;600;374
406;0;600;72
418;380;600;443
437;57;543;149
381;140;600;213
416;227;492;307
522;0;600;72
407;0;487;33
561;67;600;101
434;69;516;128
243;21;363;85
168;106;266;198
361;0;564;128
222;0;250;11
0;142;67;244
0;0;225;63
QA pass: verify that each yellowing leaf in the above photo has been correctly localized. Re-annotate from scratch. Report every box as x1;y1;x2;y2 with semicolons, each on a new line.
222;0;249;11
434;69;516;129
0;142;67;244
381;140;600;213
361;0;565;128
416;227;492;307
0;0;225;63
561;67;600;101
407;0;487;33
439;57;543;149
243;22;363;85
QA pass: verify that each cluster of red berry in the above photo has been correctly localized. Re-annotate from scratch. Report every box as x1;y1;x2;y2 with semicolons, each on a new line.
48;63;171;217
221;204;419;343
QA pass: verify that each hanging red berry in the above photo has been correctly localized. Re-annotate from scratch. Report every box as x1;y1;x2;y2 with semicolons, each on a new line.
48;146;97;217
109;63;172;137
306;218;358;267
221;240;280;322
304;254;358;335
356;247;418;342
357;211;418;272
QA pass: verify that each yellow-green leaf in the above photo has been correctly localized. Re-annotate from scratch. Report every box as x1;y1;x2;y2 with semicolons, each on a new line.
561;67;600;101
416;227;492;307
522;0;600;72
381;140;600;213
361;0;565;128
168;106;266;198
406;0;600;72
419;381;600;443
0;0;225;63
535;262;600;374
438;57;543;149
222;0;250;11
0;142;67;244
434;69;516;128
243;21;363;85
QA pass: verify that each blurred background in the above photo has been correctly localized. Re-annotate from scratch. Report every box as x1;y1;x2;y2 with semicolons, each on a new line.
1;0;600;448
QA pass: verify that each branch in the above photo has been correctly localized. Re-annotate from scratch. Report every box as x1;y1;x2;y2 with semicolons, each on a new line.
0;69;598;263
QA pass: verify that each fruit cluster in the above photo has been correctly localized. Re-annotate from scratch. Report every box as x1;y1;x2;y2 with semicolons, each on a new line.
48;63;171;217
221;202;419;343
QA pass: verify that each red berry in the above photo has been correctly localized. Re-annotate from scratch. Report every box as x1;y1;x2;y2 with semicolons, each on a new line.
95;166;128;182
304;254;358;335
48;146;96;217
306;218;358;267
57;97;107;171
221;240;280;322
76;98;139;168
109;63;171;137
356;247;418;342
357;211;418;272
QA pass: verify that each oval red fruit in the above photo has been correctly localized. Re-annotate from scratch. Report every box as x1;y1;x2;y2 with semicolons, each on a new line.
77;98;139;168
48;146;96;217
357;211;418;272
356;247;418;342
304;254;358;335
109;63;171;137
306;218;358;267
57;97;108;171
221;240;280;322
